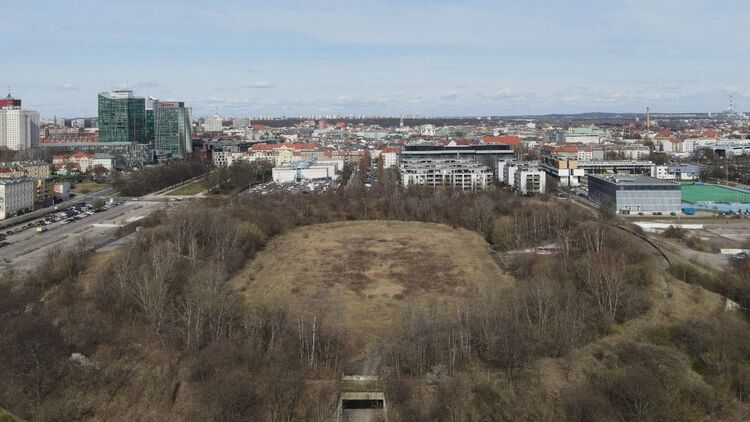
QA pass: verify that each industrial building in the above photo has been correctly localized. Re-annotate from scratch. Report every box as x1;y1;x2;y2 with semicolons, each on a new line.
0;178;35;219
588;175;681;214
272;158;343;183
400;157;492;191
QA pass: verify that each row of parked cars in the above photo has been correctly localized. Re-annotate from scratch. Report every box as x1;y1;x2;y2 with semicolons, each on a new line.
3;200;125;239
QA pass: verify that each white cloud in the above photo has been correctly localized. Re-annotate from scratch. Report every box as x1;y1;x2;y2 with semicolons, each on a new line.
57;83;77;90
243;81;274;89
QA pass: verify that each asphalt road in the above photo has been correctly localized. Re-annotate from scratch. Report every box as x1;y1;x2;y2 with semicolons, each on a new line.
0;201;163;272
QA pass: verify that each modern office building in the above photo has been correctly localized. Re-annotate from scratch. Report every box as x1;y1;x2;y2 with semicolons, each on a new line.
145;96;156;143
588;175;681;214
0;107;40;150
400;157;493;191
97;90;146;143
0;178;35;219
154;101;192;159
401;143;514;177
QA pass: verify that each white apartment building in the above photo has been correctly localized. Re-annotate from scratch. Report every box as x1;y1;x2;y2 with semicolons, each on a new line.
205;114;224;132
0;178;34;219
577;148;593;161
499;161;546;194
655;165;700;181
401;157;492;191
515;167;546;195
0;107;40;151
683;138;718;154
381;147;400;168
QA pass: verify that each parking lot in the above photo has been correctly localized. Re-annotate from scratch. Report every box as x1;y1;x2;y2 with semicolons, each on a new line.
0;200;163;271
246;180;334;195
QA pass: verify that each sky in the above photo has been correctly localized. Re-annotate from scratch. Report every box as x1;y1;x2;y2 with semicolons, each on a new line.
2;0;750;118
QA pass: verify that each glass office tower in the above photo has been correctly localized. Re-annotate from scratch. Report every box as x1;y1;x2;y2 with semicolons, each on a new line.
97;90;146;143
153;101;192;159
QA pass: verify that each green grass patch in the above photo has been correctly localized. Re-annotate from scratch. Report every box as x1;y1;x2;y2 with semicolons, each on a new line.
0;409;17;422
681;183;750;204
166;180;206;196
71;182;109;194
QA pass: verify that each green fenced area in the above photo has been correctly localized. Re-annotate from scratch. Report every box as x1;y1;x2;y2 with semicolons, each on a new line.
681;183;750;204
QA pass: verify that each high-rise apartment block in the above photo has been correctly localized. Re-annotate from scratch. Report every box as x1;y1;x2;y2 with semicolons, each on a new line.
0;106;40;151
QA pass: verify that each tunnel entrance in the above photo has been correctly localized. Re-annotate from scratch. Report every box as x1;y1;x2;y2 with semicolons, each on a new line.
343;399;385;410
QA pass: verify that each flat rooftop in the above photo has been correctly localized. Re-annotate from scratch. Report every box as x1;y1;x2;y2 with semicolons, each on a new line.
589;174;678;186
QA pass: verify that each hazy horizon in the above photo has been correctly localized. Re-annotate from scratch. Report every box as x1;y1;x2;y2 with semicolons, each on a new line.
3;0;749;118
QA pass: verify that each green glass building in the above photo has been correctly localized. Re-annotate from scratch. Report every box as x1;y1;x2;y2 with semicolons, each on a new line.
154;101;192;159
97;90;146;143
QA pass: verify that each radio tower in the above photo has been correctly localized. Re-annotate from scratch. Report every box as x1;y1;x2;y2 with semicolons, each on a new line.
729;95;734;112
646;106;651;131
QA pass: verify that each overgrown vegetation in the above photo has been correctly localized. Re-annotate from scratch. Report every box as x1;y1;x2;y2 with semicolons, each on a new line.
1;183;749;420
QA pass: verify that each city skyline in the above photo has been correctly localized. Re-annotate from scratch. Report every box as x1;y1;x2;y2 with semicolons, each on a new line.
3;0;750;117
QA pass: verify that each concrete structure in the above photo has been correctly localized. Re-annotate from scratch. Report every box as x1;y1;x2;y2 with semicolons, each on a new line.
588;175;681;214
97;90;146;144
401;157;492;191
0;107;40;150
154;100;192;159
271;158;343;183
0;178;34;219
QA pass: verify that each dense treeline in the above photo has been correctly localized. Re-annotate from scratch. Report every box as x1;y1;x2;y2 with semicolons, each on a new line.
112;160;211;196
2;184;749;420
204;160;273;194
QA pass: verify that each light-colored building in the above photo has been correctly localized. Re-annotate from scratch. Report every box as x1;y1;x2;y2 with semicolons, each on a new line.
381;146;400;168
272;158;343;183
205;114;223;132
401;157;492;191
0;107;40;150
0;178;35;219
515;167;546;195
655;164;700;181
0;161;51;179
498;161;546;194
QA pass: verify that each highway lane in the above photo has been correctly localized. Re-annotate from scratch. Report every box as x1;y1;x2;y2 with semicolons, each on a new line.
0;201;164;272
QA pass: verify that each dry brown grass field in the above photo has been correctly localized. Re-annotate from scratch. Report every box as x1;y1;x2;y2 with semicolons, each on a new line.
232;220;513;354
